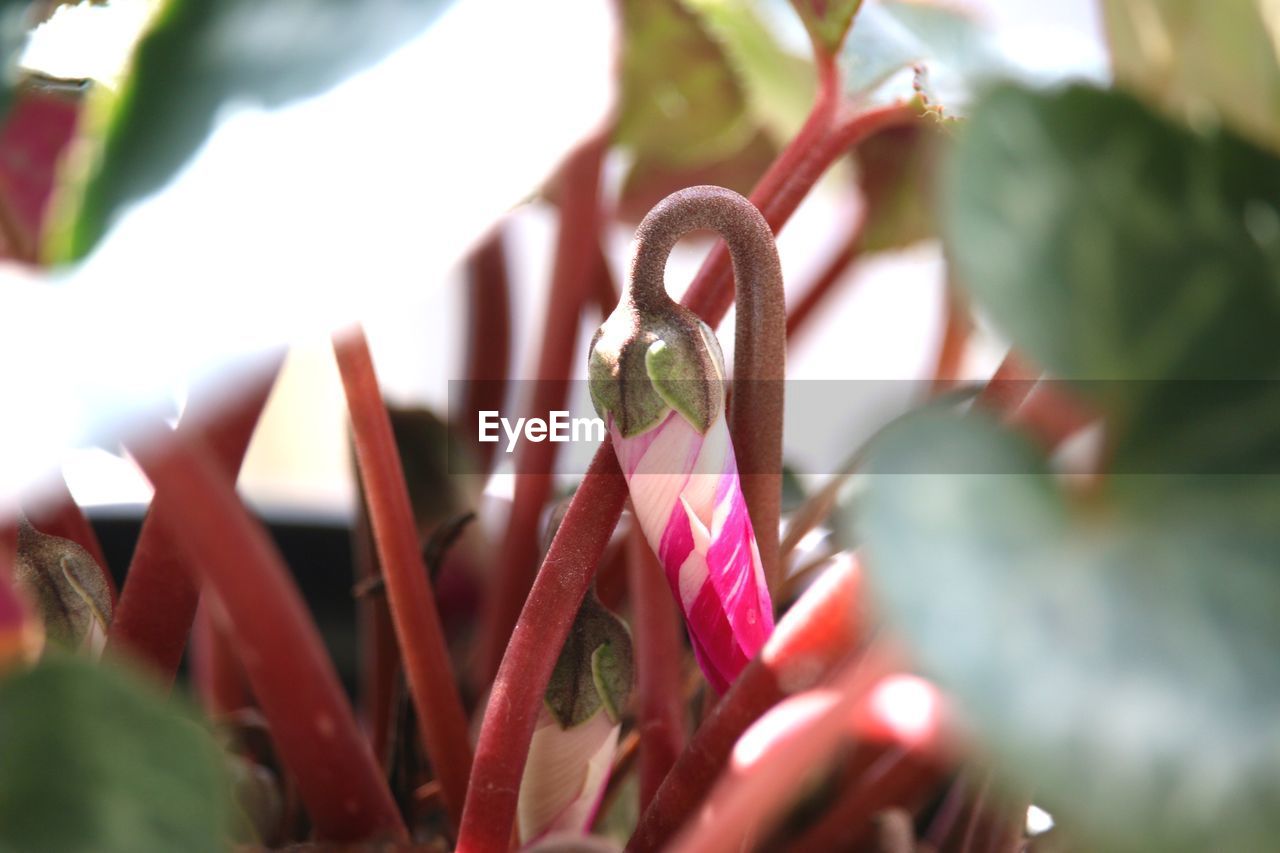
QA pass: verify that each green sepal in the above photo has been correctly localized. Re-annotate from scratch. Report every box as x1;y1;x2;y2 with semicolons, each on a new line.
544;595;634;729
589;297;726;438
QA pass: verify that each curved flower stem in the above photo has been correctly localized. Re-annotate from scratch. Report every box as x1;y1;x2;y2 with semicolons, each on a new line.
458;446;628;853
23;472;114;602
628;555;864;852
127;427;405;842
627;522;687;810
629;184;787;597
460;226;511;475
107;357;282;683
333;326;473;830
478;135;607;683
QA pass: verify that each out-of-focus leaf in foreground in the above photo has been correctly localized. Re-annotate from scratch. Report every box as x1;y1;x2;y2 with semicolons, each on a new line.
857;409;1280;853
616;0;768;219
944;84;1280;475
0;655;231;853
859;80;1280;852
48;0;456;261
0;1;31;118
1102;0;1280;155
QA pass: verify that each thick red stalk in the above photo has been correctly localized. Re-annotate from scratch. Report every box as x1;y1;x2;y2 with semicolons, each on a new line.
460;226;512;474
352;485;400;768
627;523;687;810
628;555;864;852
24;471;114;602
478;136;607;682
107;359;281;682
191;596;251;716
458;447;628;852
128;429;405;842
333;326;473;829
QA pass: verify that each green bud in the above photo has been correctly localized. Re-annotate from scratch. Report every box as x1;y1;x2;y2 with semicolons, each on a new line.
544;594;633;729
588;299;725;438
14;521;112;653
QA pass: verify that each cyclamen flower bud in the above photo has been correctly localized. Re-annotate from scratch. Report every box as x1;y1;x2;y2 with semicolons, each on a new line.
518;594;633;844
589;186;776;694
14;520;112;657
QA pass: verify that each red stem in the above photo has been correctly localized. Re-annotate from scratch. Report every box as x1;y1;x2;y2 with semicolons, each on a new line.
458;447;628;852
627;555;864;852
333;326;473;830
681;53;839;323
930;284;972;393
107;359;281;683
666;655;892;853
477;136;607;683
127;428;405;842
352;483;400;768
460;226;512;475
191;595;252;716
787;746;944;852
627;523;687;811
23;471;114;603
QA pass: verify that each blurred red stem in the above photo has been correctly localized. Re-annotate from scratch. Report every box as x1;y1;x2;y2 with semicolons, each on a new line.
458;447;628;852
353;483;400;768
128;429;405;842
628;556;864;852
627;523;687;811
460;226;511;474
477;136;607;683
191;596;251;716
107;359;281;683
931;285;972;392
333;326;473;829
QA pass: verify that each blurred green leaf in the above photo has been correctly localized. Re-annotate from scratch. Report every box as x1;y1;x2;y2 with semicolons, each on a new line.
47;0;455;261
0;655;231;853
617;0;755;170
789;0;862;56
1102;0;1280;155
684;0;815;144
840;0;1009;109
0;3;28;119
857;408;1280;853
944;84;1280;474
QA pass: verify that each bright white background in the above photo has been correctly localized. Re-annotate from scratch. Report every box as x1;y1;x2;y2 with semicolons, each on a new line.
12;0;1107;517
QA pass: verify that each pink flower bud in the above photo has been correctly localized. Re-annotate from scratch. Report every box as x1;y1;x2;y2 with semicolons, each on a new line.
612;408;773;693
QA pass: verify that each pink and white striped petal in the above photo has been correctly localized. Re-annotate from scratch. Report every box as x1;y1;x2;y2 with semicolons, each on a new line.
613;409;773;693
